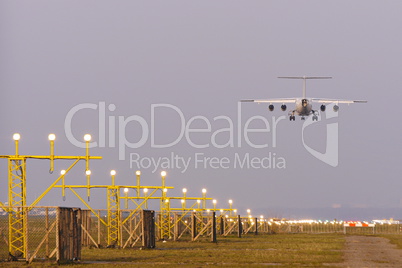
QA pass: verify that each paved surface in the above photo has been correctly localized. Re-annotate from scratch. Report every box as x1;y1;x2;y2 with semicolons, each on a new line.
341;236;402;267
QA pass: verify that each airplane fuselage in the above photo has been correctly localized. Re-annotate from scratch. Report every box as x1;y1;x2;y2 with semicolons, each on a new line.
295;98;313;116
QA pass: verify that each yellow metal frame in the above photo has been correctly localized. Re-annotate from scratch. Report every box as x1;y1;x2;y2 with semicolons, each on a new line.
0;135;101;259
8;158;27;258
107;186;120;246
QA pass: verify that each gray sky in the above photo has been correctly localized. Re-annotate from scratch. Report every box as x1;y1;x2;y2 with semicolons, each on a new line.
1;0;401;220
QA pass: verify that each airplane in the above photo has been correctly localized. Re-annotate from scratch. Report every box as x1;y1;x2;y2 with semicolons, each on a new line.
241;76;367;121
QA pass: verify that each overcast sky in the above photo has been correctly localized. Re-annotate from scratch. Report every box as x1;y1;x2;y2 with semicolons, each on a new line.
1;1;401;220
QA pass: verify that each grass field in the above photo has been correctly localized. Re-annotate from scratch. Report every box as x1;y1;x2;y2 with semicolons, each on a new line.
0;233;345;267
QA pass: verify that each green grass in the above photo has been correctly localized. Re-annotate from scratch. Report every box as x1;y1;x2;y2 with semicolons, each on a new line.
0;233;345;267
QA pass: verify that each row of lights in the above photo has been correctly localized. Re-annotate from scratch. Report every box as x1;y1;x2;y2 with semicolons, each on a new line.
12;133;256;214
12;133;92;142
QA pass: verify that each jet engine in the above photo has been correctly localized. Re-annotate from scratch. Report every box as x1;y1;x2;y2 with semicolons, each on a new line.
268;105;274;111
320;105;326;112
333;105;339;112
281;104;287;111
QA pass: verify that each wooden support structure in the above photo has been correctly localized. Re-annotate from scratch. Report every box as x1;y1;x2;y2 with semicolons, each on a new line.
211;212;217;243
81;210;92;246
57;207;82;264
141;210;155;248
237;215;242;238
219;216;224;235
254;217;258;235
191;212;197;241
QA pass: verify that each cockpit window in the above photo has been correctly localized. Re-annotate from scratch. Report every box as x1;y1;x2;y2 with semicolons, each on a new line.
302;99;308;107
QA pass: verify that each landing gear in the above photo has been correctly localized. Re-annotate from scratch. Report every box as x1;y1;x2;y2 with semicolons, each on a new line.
289;111;296;121
311;110;319;121
301;116;305;120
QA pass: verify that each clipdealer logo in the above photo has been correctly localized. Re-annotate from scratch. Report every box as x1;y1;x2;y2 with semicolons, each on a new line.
64;102;337;172
302;104;338;167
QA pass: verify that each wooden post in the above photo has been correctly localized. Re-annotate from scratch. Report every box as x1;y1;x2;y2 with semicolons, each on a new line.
219;216;224;235
74;209;82;260
237;215;242;238
211;212;217;243
254;217;258;235
57;207;82;264
141;210;155;248
191;212;197;241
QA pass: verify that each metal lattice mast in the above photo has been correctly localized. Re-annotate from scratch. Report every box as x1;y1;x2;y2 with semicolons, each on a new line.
107;170;120;246
159;171;171;239
8;156;27;258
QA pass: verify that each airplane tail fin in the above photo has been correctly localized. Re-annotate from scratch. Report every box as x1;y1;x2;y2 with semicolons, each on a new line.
278;76;332;80
278;76;332;99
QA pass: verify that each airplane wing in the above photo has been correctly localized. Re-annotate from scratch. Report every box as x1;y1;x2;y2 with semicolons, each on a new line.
241;98;297;104
312;98;367;104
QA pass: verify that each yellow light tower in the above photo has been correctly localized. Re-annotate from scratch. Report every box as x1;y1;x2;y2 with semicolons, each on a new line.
124;188;129;209
228;200;233;216
182;188;187;198
143;188;148;209
60;170;66;200
107;170;120;247
48;134;55;173
0;133;101;259
160;171;170;239
202;188;207;209
135;170;141;197
8;133;26;258
181;188;187;210
213;199;217;211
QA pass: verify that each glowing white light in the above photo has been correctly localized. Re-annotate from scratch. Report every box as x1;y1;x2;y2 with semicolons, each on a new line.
163;188;168;193
197;199;201;204
143;188;148;193
136;170;141;176
202;188;207;194
234;209;237;213
85;170;91;176
213;199;217;204
84;134;92;142
247;209;251;214
161;171;166;177
181;199;185;204
124;188;129;193
13;133;20;141
48;133;56;141
182;188;187;193
60;170;66;175
110;170;116;176
228;199;233;204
